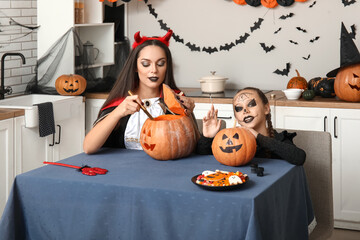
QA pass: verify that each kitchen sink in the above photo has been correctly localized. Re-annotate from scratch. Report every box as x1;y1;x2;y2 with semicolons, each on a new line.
0;94;83;128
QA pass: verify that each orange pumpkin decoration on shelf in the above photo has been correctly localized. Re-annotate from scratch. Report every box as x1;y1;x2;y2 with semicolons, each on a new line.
334;64;360;102
233;0;247;5
55;74;87;96
211;128;256;167
261;0;278;8
140;84;200;161
287;69;308;90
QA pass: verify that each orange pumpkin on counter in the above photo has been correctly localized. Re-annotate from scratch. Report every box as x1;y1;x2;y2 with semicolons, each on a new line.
287;69;308;90
55;74;87;96
334;64;360;102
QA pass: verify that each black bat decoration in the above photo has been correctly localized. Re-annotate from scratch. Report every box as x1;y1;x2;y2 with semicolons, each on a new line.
309;1;316;8
158;20;170;31
235;33;250;44
296;27;307;33
250;18;264;33
309;36;320;43
274;27;282;34
202;46;218;54
349;24;356;39
144;0;148;3
220;42;235;51
342;0;356;7
273;63;291;76
185;42;200;52
259;43;275;53
147;4;158;18
172;33;184;43
279;13;294;20
289;40;298;45
303;54;311;60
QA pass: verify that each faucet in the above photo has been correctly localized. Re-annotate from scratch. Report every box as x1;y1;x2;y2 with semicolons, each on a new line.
1;52;26;99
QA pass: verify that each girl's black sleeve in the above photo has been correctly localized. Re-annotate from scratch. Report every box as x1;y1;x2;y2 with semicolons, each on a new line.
256;131;306;165
196;134;214;155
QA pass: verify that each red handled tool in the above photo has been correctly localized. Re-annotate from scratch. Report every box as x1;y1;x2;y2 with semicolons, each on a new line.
43;162;108;176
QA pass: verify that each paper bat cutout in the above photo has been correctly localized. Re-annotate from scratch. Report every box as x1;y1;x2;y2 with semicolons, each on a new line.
309;36;320;43
148;4;158;18
259;43;275;53
144;0;148;3
250;18;264;33
158;19;170;31
303;54;311;60
274;28;282;34
273;63;291;76
349;24;356;39
220;42;235;51
342;0;356;7
185;42;200;52
296;27;307;33
279;13;294;20
235;33;250;44
289;40;298;45
172;33;184;43
202;46;218;54
309;1;316;8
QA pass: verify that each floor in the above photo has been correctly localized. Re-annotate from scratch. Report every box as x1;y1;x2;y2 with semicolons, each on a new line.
328;228;360;240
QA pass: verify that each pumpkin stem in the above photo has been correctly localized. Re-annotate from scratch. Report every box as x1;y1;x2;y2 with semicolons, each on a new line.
295;69;300;77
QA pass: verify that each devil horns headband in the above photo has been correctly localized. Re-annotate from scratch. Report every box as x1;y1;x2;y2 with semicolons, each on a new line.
132;29;173;49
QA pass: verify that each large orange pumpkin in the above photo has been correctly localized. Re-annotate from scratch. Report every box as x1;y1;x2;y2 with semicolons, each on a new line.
55;74;87;96
211;128;256;166
287;69;308;90
140;84;199;160
334;64;360;102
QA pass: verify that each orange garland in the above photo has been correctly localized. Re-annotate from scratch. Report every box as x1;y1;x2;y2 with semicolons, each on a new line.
232;0;308;8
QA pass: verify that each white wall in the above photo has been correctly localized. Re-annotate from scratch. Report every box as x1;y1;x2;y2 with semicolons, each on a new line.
127;0;360;90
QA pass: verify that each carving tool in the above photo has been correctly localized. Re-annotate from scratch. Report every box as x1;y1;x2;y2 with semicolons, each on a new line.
128;90;154;120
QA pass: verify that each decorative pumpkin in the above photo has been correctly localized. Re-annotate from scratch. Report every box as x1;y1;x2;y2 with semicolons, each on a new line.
287;69;308;90
211;128;256;167
302;89;315;100
55;74;87;96
308;77;322;95
261;0;278;8
308;77;335;97
334;64;360;102
139;84;199;160
233;0;247;5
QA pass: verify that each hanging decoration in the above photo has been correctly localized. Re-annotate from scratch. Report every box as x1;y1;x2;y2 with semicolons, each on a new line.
279;13;295;19
232;0;307;8
342;0;356;7
309;1;317;7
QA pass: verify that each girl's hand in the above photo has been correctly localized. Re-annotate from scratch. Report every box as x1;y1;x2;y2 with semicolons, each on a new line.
114;95;141;117
177;93;195;116
202;104;222;138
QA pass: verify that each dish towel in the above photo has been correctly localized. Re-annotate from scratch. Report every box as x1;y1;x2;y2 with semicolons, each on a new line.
35;102;55;137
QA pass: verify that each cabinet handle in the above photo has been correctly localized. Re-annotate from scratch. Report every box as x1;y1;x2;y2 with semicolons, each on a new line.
324;116;327;132
49;133;55;147
334;116;338;138
55;125;61;144
218;116;232;120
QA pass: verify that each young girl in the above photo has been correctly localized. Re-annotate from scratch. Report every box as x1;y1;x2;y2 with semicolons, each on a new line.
83;30;195;154
196;87;306;165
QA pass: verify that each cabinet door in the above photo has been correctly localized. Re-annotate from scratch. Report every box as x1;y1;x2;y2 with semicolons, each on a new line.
85;99;105;134
0;119;14;216
194;103;234;128
275;106;330;132
331;109;360;228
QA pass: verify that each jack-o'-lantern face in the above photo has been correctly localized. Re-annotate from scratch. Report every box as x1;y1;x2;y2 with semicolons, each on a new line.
334;64;360;102
55;74;87;96
219;133;243;153
141;128;156;151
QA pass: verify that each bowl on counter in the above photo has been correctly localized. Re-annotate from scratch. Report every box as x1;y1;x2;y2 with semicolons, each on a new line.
199;71;228;93
282;89;304;100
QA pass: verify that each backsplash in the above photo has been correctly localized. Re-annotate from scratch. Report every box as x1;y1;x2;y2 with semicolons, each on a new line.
0;0;37;97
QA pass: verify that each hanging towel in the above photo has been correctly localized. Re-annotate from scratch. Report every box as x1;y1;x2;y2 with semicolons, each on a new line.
35;102;55;137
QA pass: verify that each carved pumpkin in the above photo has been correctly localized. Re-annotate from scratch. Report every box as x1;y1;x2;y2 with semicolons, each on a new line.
55;74;87;96
139;84;199;160
211;128;256;167
334;64;360;102
287;69;308;90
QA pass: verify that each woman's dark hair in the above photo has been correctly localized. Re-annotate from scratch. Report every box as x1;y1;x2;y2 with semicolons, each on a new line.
233;87;274;138
100;39;179;113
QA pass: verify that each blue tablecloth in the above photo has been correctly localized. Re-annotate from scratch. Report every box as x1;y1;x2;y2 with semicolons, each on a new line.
0;148;314;240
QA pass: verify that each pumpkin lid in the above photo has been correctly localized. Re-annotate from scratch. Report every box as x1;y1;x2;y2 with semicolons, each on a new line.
162;84;186;116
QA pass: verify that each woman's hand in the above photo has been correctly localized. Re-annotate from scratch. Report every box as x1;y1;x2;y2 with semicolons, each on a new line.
177;93;195;116
202;104;222;138
114;95;141;118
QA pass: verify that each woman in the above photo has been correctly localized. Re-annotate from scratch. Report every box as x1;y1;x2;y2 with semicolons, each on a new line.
83;30;194;154
196;87;306;165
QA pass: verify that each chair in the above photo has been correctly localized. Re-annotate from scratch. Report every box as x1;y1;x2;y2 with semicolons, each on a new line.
277;129;333;240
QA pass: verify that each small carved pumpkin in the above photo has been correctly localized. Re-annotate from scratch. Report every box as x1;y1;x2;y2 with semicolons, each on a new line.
334;64;360;102
287;69;308;90
55;74;87;96
211;128;256;166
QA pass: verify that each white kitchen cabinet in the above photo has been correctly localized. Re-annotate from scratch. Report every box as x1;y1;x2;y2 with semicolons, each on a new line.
275;106;360;230
85;98;105;134
0;119;14;217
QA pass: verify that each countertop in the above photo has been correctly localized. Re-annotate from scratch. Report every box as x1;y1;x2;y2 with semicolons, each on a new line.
0;109;25;121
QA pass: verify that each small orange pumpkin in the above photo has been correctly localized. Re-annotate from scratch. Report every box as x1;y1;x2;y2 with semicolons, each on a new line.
287;69;308;90
261;0;278;8
55;74;87;96
233;0;247;5
211;128;256;166
140;84;199;160
334;64;360;102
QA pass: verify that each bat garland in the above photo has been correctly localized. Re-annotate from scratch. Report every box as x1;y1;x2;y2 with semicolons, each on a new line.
310;36;320;43
279;13;294;20
303;54;311;60
296;27;307;33
342;0;356;7
309;1;317;8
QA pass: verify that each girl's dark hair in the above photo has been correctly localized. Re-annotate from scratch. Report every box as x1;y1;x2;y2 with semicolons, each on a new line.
100;39;179;113
234;87;274;138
